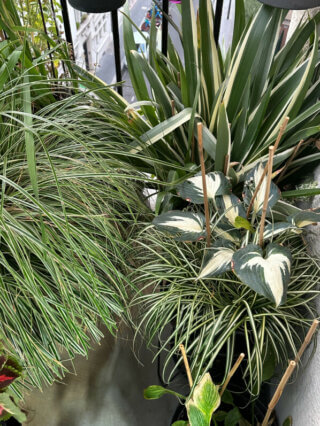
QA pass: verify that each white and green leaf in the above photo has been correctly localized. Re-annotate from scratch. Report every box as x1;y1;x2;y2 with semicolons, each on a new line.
263;222;301;240
198;240;235;279
288;210;320;228
243;162;280;215
152;211;206;241
177;172;231;204
216;194;246;226
232;243;292;306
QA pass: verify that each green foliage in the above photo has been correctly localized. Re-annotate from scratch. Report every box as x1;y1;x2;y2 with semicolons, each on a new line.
122;1;320;213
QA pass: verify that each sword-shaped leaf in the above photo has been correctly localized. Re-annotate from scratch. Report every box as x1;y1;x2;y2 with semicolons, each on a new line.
186;373;221;426
263;222;301;240
232;243;292;307
177;172;231;204
288;210;320;228
216;194;246;226
152;211;206;241
243;163;280;215
198;240;235;279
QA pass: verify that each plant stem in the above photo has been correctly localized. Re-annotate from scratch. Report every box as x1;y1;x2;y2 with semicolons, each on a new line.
219;353;245;396
262;361;296;426
295;319;319;364
197;122;211;247
246;117;289;219
276;139;304;184
179;343;193;389
259;146;275;247
171;99;175;116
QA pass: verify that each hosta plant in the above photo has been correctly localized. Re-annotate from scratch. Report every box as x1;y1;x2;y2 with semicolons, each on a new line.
152;163;320;306
131;162;320;396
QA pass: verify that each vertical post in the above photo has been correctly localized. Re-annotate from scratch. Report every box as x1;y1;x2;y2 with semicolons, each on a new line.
111;9;122;95
38;0;56;78
214;0;224;45
60;0;74;58
162;0;169;56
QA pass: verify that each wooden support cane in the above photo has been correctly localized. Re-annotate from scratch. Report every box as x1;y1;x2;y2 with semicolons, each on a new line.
259;146;275;247
220;353;245;397
179;343;193;389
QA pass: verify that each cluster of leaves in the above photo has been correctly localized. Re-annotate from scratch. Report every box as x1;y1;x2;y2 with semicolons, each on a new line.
153;164;320;306
0;354;26;423
0;2;151;391
122;0;320;212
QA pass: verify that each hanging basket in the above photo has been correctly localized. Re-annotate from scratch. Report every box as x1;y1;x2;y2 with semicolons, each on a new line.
68;0;126;13
258;0;320;9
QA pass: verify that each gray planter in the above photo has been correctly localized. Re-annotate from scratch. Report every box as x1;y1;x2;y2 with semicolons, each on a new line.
68;0;126;13
258;0;320;9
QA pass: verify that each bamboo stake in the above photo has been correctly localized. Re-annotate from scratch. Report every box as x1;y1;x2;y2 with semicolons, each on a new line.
224;154;230;176
171;99;175;116
197;122;211;247
219;353;245;396
259;146;275;247
276;139;304;184
262;361;296;426
295;319;319;364
246;117;289;219
179;344;193;389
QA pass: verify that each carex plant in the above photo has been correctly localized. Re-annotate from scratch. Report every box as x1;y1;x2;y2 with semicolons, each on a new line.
0;3;150;390
131;148;320;396
122;0;320;213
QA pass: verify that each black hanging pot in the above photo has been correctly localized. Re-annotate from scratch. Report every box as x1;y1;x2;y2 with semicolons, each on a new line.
67;0;126;13
258;0;320;9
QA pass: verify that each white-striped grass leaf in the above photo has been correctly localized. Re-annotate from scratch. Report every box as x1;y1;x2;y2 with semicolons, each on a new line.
186;373;220;426
232;243;292;306
263;222;301;240
288;211;320;228
215;102;231;173
202;125;217;160
152;211;206;241
213;222;241;244
216;194;246;226
243;162;280;215
177;172;231;204
198;240;235;279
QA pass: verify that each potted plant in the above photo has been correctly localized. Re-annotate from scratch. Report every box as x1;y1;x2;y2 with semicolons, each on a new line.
67;0;126;13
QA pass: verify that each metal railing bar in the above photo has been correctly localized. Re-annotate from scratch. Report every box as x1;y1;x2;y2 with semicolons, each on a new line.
111;9;122;95
162;0;169;56
37;0;57;78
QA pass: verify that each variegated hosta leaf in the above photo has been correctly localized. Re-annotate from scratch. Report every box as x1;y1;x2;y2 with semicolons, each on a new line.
152;211;206;241
232;243;292;307
186;373;220;426
177;172;231;204
263;222;301;240
213;222;241;243
216;194;246;226
243;163;280;215
288;210;320;228
198;240;235;279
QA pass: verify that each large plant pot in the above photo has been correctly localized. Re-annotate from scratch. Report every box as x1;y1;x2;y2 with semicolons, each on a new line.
258;0;320;9
68;0;126;13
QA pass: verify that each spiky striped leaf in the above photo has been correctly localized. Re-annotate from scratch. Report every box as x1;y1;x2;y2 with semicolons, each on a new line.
177;172;231;204
243;162;280;215
232;243;291;306
152;211;206;241
186;373;220;426
198;240;235;279
216;195;246;226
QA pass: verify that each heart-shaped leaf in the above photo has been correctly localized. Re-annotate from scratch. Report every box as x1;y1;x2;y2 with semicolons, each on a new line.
216;194;246;226
243;163;280;215
0;356;22;390
152;211;206;241
198;240;235;279
288;210;320;228
186;373;220;426
232;243;292;306
177;172;231;204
